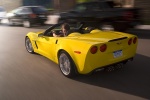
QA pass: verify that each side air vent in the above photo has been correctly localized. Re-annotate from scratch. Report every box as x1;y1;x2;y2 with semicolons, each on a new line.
108;37;127;42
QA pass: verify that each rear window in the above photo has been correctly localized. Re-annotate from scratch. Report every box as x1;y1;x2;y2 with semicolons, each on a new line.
31;7;48;13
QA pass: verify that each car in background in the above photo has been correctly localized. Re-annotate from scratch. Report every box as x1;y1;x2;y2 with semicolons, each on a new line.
56;1;141;31
0;6;6;23
6;6;49;28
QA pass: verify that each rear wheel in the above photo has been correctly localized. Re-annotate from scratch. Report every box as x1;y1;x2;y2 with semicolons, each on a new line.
8;19;14;26
25;37;34;54
58;51;77;78
23;20;31;28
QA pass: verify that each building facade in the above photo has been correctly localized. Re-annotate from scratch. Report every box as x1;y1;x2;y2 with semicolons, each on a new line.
134;0;150;23
0;0;22;11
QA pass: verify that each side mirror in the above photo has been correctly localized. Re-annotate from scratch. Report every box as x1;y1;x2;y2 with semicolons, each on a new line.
38;33;44;37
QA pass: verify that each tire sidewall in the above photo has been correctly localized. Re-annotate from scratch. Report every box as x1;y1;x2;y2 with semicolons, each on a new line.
58;51;77;78
25;37;34;53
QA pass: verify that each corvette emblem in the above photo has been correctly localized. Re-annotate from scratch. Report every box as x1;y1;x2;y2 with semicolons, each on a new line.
117;42;122;45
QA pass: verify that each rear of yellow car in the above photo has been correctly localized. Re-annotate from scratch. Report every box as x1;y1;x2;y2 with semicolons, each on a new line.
71;32;138;74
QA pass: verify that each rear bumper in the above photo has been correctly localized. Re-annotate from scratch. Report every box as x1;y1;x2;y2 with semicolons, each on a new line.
93;57;133;73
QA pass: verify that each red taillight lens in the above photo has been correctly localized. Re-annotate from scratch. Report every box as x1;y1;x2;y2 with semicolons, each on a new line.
133;37;137;44
100;44;107;52
90;46;98;54
124;12;133;21
29;14;37;18
128;38;132;45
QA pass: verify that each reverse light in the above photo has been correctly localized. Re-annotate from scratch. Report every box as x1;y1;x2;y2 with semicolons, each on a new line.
90;46;98;54
133;37;137;44
128;38;132;45
100;44;107;52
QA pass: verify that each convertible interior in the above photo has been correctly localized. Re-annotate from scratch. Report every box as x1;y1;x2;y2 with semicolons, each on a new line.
43;22;100;37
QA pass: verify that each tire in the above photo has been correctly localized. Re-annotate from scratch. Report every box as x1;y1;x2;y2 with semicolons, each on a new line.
58;51;77;78
23;20;31;28
8;19;14;26
25;37;34;54
99;23;114;31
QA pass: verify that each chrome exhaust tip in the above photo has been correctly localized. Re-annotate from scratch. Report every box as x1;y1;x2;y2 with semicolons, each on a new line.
115;63;124;69
105;66;115;72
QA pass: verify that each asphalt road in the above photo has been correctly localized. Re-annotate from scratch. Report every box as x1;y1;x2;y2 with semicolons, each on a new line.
0;24;150;100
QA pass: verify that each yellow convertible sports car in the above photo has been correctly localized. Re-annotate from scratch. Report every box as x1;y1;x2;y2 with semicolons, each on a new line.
25;23;138;78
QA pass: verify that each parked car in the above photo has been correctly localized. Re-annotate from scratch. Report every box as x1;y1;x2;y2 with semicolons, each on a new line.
6;6;49;27
0;6;6;23
55;1;142;31
25;22;138;78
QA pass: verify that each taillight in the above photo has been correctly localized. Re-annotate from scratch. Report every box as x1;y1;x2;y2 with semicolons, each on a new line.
124;12;133;21
100;44;107;52
133;37;137;44
90;46;98;54
29;14;37;18
128;38;132;45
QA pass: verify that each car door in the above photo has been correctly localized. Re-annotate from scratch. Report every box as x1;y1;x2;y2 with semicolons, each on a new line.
36;35;58;61
9;7;31;23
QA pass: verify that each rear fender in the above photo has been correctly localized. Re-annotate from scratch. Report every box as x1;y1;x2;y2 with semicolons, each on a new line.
56;40;91;73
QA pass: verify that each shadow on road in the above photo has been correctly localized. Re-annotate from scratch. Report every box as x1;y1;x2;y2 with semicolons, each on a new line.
73;54;150;99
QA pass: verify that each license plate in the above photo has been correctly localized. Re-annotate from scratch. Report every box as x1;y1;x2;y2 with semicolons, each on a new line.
113;50;122;58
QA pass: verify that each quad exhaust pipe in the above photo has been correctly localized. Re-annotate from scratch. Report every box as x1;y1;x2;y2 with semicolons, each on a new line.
95;58;133;73
105;66;115;72
105;63;124;72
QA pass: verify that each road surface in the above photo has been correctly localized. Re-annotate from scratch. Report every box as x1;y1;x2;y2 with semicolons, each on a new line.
0;25;150;100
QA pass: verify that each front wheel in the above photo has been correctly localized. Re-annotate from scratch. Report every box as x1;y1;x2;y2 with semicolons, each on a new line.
58;51;77;78
25;37;34;54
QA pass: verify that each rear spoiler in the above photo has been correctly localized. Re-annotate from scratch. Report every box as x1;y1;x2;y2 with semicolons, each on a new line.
108;37;127;42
